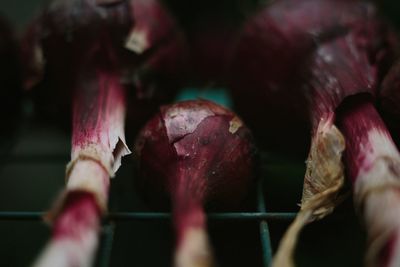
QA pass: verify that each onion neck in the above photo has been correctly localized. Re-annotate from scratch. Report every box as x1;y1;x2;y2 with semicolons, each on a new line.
33;59;129;267
337;97;399;184
33;191;101;267
338;97;400;267
53;191;101;241
173;204;214;267
172;169;215;267
174;199;206;244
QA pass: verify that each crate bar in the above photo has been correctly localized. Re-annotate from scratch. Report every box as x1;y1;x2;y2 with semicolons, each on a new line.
0;211;43;220
108;212;297;221
0;154;75;163
257;178;274;267
0;211;297;221
95;223;115;267
0;153;306;166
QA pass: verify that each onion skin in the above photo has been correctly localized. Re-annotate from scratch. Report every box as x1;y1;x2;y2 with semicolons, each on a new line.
135;99;257;267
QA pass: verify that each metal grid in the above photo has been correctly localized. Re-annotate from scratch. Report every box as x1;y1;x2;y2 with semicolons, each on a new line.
0;118;366;267
0;85;307;266
0;170;296;267
0;100;358;267
0;108;362;267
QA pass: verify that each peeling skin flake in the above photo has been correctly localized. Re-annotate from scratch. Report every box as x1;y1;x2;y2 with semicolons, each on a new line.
229;116;243;134
125;30;148;54
273;118;345;267
163;104;215;143
125;0;176;54
71;69;131;178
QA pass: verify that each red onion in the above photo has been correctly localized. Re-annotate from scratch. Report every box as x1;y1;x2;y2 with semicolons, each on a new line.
135;99;256;267
224;1;396;266
337;97;400;267
229;0;377;152
24;1;133;266
32;42;130;267
26;2;187;265
271;27;378;267
20;0;132;129
22;0;185;131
